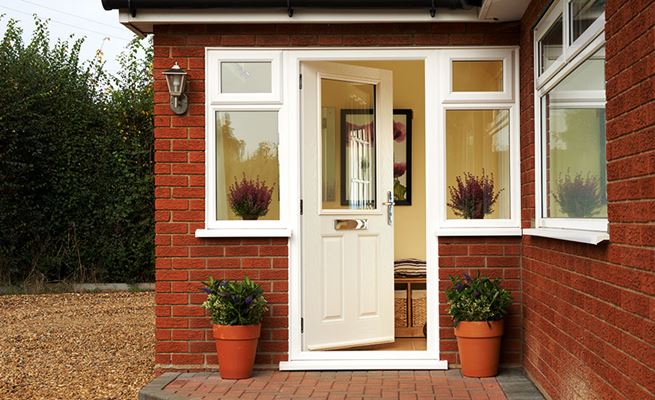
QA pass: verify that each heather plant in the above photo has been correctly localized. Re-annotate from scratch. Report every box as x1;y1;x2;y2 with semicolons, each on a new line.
553;171;603;218
445;272;512;325
228;175;274;220
202;276;268;326
447;171;502;219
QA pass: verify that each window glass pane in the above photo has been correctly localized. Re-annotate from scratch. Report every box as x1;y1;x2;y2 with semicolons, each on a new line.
221;62;272;93
539;15;563;74
452;60;503;92
446;110;510;220
321;79;376;210
542;47;606;219
216;111;279;220
570;0;605;43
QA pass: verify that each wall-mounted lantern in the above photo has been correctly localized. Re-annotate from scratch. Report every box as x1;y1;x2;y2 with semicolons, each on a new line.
163;62;188;115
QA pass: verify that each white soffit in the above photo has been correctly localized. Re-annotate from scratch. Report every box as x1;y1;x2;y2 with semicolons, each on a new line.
120;8;487;35
479;0;531;22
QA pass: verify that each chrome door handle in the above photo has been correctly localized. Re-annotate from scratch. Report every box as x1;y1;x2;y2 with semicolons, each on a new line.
382;191;394;225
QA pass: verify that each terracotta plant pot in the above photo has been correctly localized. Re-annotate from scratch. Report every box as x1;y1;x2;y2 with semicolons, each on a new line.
454;320;504;378
212;324;261;379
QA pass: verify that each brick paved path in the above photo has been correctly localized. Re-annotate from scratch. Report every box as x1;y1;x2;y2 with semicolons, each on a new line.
158;370;510;400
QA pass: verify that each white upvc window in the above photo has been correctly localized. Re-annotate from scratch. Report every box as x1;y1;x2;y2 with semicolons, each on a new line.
436;49;521;236
198;50;290;238
527;0;608;244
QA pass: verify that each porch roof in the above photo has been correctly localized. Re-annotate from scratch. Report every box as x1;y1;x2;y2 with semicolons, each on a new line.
101;0;529;37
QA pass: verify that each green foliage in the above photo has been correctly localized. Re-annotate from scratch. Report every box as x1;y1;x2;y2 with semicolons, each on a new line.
445;272;512;324
201;277;269;325
0;17;154;284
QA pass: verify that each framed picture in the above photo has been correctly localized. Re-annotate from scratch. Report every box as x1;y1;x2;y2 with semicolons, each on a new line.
340;109;412;207
393;109;412;205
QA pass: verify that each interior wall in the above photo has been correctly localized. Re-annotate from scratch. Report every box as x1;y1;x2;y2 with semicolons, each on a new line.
344;60;427;261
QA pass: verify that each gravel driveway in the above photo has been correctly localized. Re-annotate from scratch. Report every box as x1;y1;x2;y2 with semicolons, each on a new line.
0;291;155;400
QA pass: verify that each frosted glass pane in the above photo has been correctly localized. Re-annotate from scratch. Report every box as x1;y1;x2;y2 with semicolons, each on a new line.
221;62;272;93
216;111;279;220
446;110;510;220
543;47;606;219
452;61;503;92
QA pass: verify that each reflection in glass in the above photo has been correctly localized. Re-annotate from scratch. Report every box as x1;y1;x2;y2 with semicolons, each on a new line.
320;79;376;210
570;0;605;43
221;62;272;93
452;60;503;92
216;111;279;220
543;47;606;219
539;15;563;74
446;110;510;220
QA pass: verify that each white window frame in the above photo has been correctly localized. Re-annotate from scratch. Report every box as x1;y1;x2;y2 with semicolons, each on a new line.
527;0;608;244
435;49;521;236
207;50;282;104
198;50;290;238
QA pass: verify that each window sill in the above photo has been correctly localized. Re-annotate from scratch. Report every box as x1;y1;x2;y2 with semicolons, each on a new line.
435;227;522;237
522;228;609;245
195;228;292;238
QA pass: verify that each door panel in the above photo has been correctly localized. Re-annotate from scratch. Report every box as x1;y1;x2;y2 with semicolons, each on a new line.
321;236;344;321
302;61;394;351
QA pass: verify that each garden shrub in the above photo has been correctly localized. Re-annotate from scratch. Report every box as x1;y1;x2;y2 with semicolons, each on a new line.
0;18;154;284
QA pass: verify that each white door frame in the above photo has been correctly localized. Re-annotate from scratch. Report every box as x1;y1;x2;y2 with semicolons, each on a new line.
281;48;444;370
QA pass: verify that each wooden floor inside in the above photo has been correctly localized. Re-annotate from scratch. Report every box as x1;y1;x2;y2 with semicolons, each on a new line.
347;338;427;351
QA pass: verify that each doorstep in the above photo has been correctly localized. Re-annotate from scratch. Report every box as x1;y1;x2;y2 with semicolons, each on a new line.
139;368;544;400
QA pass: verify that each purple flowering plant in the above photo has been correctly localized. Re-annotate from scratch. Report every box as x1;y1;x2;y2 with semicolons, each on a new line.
228;175;274;220
445;272;512;325
201;276;268;325
447;171;502;219
553;171;603;218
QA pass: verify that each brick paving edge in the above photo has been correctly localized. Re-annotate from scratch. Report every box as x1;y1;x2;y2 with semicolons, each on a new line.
139;372;187;400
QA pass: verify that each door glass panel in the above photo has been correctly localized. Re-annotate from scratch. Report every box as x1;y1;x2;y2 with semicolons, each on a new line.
221;62;272;93
570;0;605;44
321;79;376;210
452;60;503;92
539;15;563;74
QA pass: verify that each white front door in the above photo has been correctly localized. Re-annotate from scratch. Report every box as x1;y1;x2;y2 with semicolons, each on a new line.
301;61;395;351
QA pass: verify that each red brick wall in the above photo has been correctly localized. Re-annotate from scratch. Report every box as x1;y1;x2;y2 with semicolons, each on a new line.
438;237;522;365
153;22;521;372
519;1;655;399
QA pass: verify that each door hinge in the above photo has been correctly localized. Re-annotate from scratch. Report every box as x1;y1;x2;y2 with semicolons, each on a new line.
301;317;304;333
299;74;302;90
300;199;303;215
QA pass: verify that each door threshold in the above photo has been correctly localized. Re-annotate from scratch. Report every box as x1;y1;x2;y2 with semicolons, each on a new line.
279;359;448;371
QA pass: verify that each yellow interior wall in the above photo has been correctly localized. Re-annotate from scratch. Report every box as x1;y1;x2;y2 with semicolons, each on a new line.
332;60;426;261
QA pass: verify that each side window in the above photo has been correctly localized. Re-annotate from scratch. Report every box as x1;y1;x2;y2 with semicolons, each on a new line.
437;49;521;235
531;0;607;239
201;51;287;236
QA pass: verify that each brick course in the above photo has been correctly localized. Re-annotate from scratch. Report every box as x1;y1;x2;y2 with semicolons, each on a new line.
519;0;655;399
152;22;521;373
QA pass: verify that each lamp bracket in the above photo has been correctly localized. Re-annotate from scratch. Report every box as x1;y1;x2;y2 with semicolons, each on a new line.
170;94;188;115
